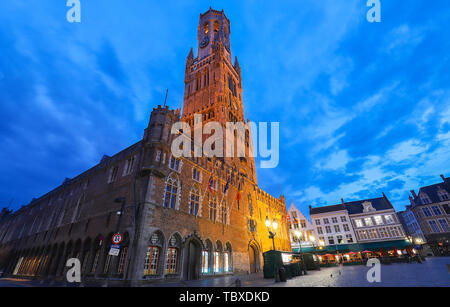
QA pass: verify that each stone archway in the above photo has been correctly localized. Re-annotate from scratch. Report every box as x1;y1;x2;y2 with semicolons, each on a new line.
248;241;261;274
183;236;203;281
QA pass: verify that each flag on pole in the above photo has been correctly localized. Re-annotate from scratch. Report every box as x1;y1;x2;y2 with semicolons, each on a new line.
208;175;214;193
223;177;230;194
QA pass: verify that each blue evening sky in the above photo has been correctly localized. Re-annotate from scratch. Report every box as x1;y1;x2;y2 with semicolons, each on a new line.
1;1;449;218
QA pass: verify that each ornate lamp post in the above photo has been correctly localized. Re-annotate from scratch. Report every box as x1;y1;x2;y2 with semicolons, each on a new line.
265;216;278;250
309;235;321;270
265;216;279;282
294;230;307;275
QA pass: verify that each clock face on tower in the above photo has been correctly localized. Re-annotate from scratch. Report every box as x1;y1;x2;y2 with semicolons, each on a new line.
200;36;210;48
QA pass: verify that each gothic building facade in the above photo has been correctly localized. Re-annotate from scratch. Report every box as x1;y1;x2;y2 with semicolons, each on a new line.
0;8;291;285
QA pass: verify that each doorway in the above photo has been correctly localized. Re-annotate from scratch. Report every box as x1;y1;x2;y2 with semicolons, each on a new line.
183;239;201;281
249;244;259;273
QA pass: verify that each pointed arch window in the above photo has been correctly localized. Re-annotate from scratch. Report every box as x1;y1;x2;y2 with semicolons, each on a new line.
209;197;217;222
164;177;179;209
221;201;228;225
190;188;200;216
165;235;181;275
143;246;160;275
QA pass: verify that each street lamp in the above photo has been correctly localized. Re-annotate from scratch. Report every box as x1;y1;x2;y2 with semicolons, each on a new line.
309;235;320;270
265;216;278;250
294;230;307;275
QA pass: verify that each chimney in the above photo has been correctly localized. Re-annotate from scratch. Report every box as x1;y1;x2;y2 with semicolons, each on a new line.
410;190;417;198
341;198;345;204
440;174;446;182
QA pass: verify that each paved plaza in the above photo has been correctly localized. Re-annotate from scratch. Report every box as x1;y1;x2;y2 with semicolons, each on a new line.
0;257;448;287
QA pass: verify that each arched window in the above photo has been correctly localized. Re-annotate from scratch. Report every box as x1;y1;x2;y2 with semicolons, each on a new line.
164;176;179;209
214;21;219;33
102;234;114;274
144;232;164;276
221;201;227;224
117;233;129;275
144;246;160;276
214;241;223;273
91;236;103;274
248;194;253;217
202;240;213;274
72;195;84;223
190;187;200;216
224;243;232;273
204;22;209;35
165;234;181;275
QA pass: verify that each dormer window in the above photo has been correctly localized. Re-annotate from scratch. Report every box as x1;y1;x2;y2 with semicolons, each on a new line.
419;192;432;204
437;188;450;201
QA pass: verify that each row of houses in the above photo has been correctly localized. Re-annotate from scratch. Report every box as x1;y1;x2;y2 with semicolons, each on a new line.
288;175;450;257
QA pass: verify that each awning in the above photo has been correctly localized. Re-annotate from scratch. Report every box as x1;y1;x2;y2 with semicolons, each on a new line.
358;240;411;252
294;240;411;255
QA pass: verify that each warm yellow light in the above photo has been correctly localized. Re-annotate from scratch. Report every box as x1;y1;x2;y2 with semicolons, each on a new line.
272;219;278;230
294;230;302;238
265;216;271;228
309;235;315;242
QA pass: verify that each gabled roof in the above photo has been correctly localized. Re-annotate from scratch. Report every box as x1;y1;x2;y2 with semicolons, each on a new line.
413;180;450;205
344;197;393;215
310;204;346;215
309;194;394;216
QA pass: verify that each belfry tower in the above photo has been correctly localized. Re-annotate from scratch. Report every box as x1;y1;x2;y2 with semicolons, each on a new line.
181;8;256;183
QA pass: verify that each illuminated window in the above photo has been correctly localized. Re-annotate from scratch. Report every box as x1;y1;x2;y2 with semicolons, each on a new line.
224;252;230;272
214;252;220;273
374;215;383;225
355;219;363;228
364;218;373;226
214;21;219;33
165;248;178;274
204;23;209;34
202;251;209;273
143;246;160;275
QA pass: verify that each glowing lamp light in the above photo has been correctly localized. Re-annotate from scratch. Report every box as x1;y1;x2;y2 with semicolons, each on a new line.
294;230;302;238
309;235;315;242
265;216;271;228
397;250;402;255
272;219;278;230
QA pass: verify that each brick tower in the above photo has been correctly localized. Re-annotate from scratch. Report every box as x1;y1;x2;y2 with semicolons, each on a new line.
181;8;256;183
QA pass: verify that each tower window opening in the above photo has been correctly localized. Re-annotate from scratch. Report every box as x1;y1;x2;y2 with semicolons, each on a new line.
214;21;219;33
204;23;209;35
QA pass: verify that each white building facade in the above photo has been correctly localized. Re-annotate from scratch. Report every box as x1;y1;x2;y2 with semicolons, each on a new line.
309;204;357;248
